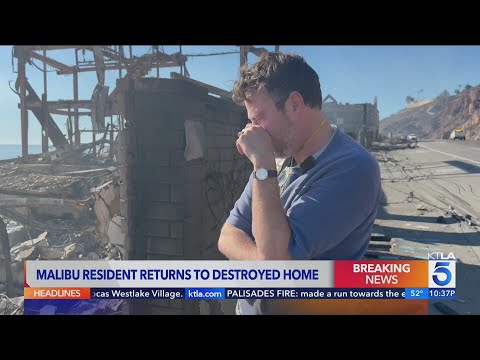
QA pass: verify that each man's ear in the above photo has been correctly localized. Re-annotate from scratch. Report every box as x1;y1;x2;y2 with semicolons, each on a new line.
289;92;303;112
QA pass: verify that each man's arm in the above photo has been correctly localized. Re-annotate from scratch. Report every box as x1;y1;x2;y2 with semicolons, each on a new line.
218;223;261;260
251;163;292;260
218;177;292;261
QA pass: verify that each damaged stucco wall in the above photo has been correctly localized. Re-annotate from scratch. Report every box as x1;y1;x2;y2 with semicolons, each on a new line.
92;179;123;251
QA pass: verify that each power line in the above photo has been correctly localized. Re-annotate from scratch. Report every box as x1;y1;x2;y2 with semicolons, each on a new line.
184;51;240;57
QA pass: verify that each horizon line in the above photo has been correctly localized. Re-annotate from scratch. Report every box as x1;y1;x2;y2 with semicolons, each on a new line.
0;143;44;146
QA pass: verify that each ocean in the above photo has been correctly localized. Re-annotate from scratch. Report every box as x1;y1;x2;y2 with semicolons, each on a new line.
0;144;44;160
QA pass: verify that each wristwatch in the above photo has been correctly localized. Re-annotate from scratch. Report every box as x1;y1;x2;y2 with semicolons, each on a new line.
253;168;278;181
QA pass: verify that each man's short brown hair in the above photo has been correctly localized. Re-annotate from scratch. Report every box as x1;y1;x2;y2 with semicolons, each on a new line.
232;52;323;111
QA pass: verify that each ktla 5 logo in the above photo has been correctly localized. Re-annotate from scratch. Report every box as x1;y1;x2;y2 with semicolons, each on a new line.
428;253;456;288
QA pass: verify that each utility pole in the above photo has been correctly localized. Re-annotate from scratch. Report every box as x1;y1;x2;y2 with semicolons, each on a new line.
239;45;277;67
240;46;249;67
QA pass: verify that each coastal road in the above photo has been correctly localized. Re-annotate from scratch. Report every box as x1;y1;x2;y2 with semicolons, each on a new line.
372;140;480;314
414;140;480;220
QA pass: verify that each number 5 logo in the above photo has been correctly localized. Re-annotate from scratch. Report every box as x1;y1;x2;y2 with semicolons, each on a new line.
433;262;452;286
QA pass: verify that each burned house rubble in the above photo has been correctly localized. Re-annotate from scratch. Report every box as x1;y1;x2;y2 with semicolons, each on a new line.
0;147;126;315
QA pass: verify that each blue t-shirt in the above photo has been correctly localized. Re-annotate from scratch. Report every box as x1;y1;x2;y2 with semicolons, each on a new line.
225;127;382;315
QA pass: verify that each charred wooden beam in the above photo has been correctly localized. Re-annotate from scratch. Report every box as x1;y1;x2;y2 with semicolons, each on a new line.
23;100;92;110
0;197;87;208
29;51;75;74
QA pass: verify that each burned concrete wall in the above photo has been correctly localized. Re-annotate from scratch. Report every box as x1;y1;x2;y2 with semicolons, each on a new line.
322;102;379;148
117;78;250;314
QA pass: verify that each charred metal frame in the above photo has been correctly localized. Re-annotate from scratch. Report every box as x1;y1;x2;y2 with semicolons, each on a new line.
12;46;188;157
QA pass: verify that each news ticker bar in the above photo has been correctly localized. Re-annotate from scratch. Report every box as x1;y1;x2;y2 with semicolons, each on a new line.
23;287;456;300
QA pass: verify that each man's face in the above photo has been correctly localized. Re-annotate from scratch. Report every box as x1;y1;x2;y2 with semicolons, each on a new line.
244;91;297;158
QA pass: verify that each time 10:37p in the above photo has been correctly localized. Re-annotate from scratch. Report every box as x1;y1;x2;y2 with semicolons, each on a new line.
429;289;456;298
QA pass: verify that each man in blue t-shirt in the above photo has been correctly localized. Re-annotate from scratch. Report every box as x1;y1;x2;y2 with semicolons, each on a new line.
218;52;382;315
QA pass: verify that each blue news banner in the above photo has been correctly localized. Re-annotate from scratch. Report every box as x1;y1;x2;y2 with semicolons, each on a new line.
89;288;456;300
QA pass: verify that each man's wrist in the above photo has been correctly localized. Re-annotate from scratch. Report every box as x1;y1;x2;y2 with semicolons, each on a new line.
252;155;276;170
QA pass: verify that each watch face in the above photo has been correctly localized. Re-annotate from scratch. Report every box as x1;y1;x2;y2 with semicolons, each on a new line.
255;168;268;180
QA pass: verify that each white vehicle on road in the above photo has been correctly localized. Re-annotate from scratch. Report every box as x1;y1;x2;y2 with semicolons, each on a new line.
449;129;465;140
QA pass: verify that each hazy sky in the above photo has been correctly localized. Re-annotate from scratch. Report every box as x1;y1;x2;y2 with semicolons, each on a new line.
1;45;479;145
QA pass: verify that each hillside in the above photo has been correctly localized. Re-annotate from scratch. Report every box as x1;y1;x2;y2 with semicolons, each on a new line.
380;86;480;140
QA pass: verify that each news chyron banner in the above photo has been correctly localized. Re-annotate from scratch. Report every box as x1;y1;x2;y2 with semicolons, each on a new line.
24;254;456;315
